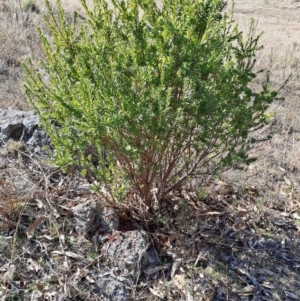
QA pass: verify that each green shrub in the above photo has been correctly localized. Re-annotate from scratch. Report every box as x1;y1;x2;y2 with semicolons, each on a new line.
23;0;283;210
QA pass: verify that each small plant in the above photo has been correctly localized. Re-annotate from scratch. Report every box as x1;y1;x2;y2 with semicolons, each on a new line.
64;236;74;248
88;252;98;261
195;189;209;200
22;0;39;13
23;0;284;212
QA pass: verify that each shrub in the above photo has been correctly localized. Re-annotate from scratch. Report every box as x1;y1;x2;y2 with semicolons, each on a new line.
23;0;283;211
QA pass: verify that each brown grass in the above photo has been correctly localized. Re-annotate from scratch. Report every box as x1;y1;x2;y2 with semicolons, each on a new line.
0;0;93;110
221;2;300;207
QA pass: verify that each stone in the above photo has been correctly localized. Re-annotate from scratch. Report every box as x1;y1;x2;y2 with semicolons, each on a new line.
26;127;52;154
101;230;150;274
0;133;7;144
96;206;120;233
1;121;24;140
0;108;39;139
0;108;51;155
93;277;130;301
145;245;161;268
71;199;120;235
72;200;160;275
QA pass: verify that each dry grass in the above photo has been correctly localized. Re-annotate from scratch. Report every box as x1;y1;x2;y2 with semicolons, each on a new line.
0;0;93;110
1;153;300;300
223;0;300;210
0;0;42;110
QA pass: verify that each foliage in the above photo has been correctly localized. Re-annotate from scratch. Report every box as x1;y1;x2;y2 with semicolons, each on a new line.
22;0;39;13
23;0;282;210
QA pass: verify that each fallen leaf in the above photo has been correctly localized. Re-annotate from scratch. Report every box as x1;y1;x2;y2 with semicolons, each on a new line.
273;219;287;226
40;234;56;242
237;267;252;279
284;177;292;187
144;264;170;275
282;253;292;261
0;263;10;272
245;187;259;196
195;251;208;266
149;287;164;299
292;212;300;220
86;275;95;283
234;209;249;218
170;258;183;278
284;291;299;300
186;291;194;301
205;211;222;216
26;216;46;237
26;258;41;273
293;263;300;268
280;212;290;217
41;275;60;283
255;268;274;276
168;233;185;243
200;230;216;238
0;264;15;283
233;285;256;296
36;283;44;292
65;251;85;261
51;251;64;256
35;199;45;209
261;282;275;289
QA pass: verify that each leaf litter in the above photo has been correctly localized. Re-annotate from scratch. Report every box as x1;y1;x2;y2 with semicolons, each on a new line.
0;151;300;300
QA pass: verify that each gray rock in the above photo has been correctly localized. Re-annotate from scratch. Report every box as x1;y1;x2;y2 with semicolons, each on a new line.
0;108;52;155
1;121;24;140
96;206;120;233
72;198;159;275
0;108;39;140
71;199;120;235
93;277;130;301
26;128;52;154
71;199;99;234
0;133;7;143
145;245;160;268
101;230;150;274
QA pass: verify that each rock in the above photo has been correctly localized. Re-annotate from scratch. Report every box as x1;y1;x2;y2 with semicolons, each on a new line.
0;108;52;155
71;199;120;235
72;199;160;275
0;133;7;144
101;230;150;274
95;206;120;233
26;127;52;154
1;121;24;140
93;277;130;301
0;108;39;140
145;245;161;268
71;199;101;234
